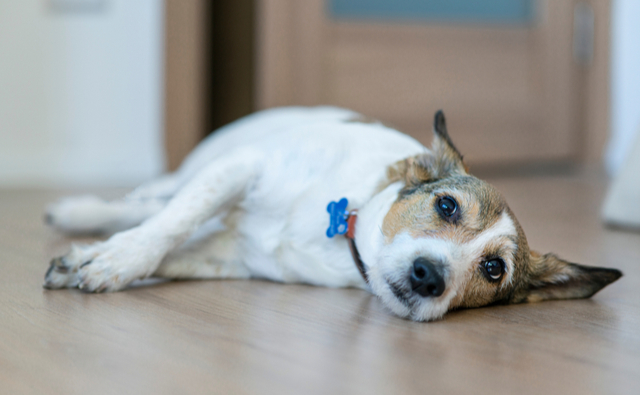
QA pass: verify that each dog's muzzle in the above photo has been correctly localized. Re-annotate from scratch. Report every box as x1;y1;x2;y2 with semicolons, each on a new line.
410;258;445;297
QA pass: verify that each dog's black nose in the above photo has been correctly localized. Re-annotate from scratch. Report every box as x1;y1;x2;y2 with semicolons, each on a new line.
411;258;445;297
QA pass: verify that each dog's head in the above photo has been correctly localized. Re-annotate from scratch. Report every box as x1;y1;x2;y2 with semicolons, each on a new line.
363;111;622;321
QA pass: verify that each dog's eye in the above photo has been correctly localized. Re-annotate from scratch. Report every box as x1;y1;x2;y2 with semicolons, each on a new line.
436;196;458;218
483;259;505;281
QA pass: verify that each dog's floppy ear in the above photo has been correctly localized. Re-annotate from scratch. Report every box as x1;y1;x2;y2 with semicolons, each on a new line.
388;110;467;187
513;252;622;303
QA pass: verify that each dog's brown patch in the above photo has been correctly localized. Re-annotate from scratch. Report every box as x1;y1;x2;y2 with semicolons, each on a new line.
382;176;506;243
450;268;496;309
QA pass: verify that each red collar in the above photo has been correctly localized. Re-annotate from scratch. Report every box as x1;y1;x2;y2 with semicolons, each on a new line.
345;210;368;283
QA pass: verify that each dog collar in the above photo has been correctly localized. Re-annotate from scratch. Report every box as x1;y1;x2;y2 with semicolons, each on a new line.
326;199;368;283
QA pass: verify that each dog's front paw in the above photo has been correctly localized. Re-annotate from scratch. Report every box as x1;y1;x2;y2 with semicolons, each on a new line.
43;244;101;289
76;252;137;293
44;257;79;289
44;231;160;293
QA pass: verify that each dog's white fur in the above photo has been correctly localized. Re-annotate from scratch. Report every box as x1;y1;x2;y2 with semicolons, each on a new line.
45;106;520;321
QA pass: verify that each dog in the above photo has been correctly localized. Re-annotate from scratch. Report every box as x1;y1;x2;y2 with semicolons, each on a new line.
43;106;622;321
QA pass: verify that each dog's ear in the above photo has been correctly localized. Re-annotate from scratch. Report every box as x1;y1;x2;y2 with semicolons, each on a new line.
388;110;467;186
431;110;465;172
513;252;622;303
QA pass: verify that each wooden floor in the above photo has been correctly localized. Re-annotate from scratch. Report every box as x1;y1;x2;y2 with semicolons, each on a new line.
1;171;639;395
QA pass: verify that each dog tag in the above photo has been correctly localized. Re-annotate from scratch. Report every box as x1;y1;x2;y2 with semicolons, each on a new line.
326;198;349;238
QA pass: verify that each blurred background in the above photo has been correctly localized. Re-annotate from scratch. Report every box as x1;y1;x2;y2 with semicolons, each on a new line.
0;0;639;187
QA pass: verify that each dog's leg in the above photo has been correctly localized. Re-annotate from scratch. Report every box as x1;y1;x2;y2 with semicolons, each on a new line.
43;148;263;292
45;175;181;235
45;195;167;235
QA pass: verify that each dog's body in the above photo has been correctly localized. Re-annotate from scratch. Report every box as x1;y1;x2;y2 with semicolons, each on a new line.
44;107;622;321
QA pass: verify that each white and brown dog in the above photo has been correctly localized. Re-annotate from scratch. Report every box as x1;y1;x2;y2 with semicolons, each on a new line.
44;107;622;321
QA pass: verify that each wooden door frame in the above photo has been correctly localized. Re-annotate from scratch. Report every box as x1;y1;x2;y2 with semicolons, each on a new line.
164;0;256;171
581;0;611;162
164;0;210;171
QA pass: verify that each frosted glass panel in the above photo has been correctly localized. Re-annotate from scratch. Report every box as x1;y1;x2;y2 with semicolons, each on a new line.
330;0;535;23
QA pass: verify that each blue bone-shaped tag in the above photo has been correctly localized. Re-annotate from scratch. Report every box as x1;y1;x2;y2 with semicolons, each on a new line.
326;198;349;238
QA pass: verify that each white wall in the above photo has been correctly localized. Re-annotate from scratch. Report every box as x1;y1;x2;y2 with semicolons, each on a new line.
606;0;640;175
0;0;164;187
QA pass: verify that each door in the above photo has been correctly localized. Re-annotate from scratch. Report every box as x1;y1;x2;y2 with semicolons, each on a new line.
255;0;609;165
